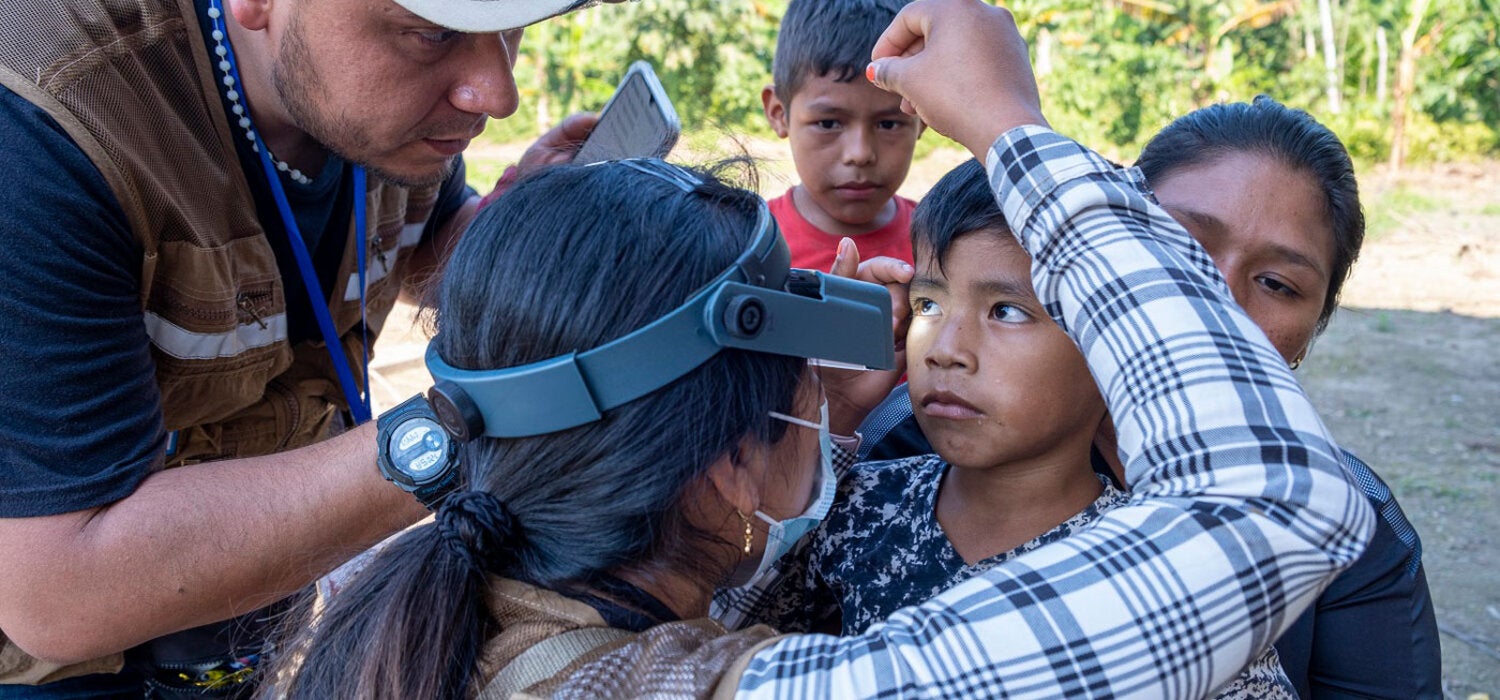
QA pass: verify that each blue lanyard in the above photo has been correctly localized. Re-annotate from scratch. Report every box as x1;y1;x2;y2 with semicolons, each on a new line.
209;0;372;424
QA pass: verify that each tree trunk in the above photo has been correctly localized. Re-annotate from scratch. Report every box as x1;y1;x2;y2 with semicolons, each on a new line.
1337;0;1354;95
1357;32;1371;101
1305;20;1319;62
1318;0;1342;113
1389;0;1433;173
1376;26;1390;106
534;30;552;133
1036;27;1054;77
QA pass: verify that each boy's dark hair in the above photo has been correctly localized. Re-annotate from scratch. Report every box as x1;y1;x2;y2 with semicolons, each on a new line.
911;159;1009;270
773;0;912;104
1136;95;1364;335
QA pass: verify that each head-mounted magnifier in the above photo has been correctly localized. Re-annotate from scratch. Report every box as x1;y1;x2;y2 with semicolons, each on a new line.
425;195;896;442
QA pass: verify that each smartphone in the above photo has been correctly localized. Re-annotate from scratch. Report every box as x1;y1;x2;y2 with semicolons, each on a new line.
573;61;681;165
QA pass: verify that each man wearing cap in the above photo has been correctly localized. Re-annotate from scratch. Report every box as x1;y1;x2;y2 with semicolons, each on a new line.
0;0;607;694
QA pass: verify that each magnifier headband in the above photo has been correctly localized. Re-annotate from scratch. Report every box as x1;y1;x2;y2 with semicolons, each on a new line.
426;201;895;440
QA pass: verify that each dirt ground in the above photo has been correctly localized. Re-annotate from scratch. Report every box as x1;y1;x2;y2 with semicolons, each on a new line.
1298;162;1500;699
370;141;1500;696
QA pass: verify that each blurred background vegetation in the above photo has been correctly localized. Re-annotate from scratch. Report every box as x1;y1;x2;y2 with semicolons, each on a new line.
485;0;1499;171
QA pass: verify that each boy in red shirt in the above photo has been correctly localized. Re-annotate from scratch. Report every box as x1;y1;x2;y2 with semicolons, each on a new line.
762;0;922;271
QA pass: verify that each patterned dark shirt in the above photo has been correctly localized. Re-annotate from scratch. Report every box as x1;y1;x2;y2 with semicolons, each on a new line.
728;455;1294;698
826;458;1132;636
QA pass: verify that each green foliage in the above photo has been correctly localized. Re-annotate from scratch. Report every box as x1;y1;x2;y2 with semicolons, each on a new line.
486;0;1500;165
1402;112;1500;162
1414;0;1500;127
912;128;963;161
483;0;780;145
1324;109;1392;162
1039;22;1199;157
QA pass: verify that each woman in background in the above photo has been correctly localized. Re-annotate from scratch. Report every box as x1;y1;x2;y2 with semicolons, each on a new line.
1137;96;1440;699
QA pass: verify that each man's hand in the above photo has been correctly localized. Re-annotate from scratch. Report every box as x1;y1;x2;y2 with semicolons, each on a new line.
476;112;599;210
516;112;599;175
411;112;603;303
823;238;912;435
867;0;1048;160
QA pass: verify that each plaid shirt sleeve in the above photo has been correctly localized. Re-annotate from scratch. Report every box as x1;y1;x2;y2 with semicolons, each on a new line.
733;126;1374;699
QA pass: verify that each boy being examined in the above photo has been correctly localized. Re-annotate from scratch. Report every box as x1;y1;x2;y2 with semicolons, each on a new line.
763;0;923;271
733;161;1295;698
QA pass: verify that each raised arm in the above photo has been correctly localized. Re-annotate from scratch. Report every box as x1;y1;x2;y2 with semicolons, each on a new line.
735;2;1372;696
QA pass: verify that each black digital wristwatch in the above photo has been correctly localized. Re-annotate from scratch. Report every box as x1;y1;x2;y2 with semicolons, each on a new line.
376;394;461;509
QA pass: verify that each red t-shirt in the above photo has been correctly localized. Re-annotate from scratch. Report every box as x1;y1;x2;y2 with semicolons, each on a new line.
768;188;916;272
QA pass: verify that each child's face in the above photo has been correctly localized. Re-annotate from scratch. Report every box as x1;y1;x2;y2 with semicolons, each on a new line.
763;74;922;235
906;232;1106;471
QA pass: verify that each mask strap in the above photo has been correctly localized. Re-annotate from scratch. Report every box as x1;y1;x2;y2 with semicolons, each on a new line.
768;411;821;431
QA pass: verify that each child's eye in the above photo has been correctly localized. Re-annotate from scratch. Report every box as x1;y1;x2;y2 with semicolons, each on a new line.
912;298;941;316
1257;275;1300;299
877;120;906;130
814;119;840;130
991;303;1030;323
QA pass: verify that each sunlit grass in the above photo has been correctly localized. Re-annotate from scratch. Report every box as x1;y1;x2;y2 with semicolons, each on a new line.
1365;184;1450;240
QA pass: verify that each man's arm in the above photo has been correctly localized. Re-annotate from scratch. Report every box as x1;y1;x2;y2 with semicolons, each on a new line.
0;428;426;663
0;86;426;664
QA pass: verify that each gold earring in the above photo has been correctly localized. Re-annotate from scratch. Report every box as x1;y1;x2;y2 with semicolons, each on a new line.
1290;354;1305;370
737;510;754;555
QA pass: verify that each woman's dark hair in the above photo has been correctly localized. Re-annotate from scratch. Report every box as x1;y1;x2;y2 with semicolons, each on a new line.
910;158;1010;270
269;161;805;700
1135;95;1364;335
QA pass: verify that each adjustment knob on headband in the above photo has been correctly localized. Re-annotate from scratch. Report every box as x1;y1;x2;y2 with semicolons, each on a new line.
429;381;485;443
724;295;767;339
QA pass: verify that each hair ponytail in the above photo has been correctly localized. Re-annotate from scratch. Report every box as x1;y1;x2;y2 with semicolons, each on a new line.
270;492;521;700
265;160;804;697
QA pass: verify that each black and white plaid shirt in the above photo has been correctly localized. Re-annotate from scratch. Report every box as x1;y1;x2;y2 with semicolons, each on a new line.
729;126;1374;698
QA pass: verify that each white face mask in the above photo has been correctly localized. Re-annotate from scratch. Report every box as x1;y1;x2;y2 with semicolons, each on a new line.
749;399;835;581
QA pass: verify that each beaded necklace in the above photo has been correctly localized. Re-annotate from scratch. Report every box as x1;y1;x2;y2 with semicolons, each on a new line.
204;0;373;424
204;3;313;185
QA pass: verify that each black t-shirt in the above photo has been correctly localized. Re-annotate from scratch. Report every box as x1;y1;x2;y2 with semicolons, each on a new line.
0;77;472;517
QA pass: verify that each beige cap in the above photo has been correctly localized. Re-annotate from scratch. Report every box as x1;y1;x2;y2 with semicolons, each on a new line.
391;0;599;32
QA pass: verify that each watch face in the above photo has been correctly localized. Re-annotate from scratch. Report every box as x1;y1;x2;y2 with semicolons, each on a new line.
389;416;450;482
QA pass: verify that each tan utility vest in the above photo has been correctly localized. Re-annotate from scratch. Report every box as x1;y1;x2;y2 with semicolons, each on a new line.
0;0;442;683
